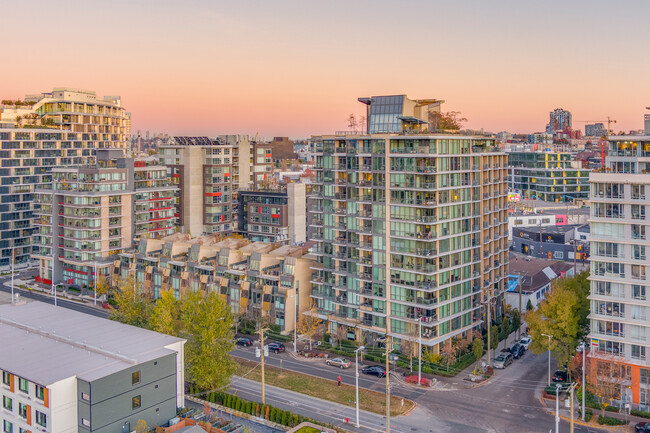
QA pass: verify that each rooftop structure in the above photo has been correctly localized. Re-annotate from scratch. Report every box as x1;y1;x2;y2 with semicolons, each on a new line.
358;95;444;134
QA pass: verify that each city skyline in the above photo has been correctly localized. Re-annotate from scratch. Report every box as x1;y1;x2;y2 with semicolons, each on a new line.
2;0;649;137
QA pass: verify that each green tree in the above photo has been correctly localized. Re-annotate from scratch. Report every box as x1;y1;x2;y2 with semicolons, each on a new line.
511;309;521;336
527;272;590;365
180;290;236;391
151;289;180;336
501;317;511;348
108;275;153;328
489;325;498;351
472;337;483;364
526;299;534;311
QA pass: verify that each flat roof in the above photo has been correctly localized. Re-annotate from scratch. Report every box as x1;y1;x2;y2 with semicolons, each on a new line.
0;302;184;386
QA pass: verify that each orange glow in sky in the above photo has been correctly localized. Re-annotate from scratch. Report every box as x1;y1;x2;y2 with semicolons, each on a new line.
2;0;649;138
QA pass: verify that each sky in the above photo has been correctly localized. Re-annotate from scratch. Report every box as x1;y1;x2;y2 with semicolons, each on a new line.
1;0;649;139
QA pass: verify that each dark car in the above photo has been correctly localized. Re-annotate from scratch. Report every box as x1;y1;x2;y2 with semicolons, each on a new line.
635;421;650;432
268;342;285;353
361;365;386;378
510;343;525;359
236;337;254;347
552;370;568;382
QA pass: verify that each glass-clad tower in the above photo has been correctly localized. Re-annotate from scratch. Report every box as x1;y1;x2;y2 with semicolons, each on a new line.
310;131;509;352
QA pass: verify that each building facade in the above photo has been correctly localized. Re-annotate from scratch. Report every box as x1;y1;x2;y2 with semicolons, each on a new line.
310;127;509;352
159;136;273;237
237;183;306;244
585;123;606;137
548;108;572;132
113;236;313;334
33;150;176;288
0;302;185;433
508;151;591;202
588;136;650;408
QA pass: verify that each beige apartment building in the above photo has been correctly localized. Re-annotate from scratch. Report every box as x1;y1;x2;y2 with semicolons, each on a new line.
33;150;176;288
159;135;273;237
113;235;313;334
1;87;130;150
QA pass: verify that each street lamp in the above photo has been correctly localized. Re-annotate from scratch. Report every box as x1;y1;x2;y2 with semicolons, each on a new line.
289;288;299;354
541;333;553;386
418;316;424;385
354;346;365;428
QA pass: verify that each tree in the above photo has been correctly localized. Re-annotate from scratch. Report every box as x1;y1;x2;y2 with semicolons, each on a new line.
134;419;148;433
511;309;521;337
501;317;511;348
297;302;322;350
334;325;347;350
94;274;110;300
587;357;627;417
151;289;180;336
428;111;468;131
526;271;590;366
526;299;534;311
441;338;460;372
472;337;484;372
180;290;236;391
108;275;153;329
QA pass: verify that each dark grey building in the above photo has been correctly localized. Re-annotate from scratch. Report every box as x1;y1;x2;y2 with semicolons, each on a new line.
512;224;590;262
0;302;185;433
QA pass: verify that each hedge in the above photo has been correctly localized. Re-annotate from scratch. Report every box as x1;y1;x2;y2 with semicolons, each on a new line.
195;391;332;429
597;415;627;426
604;405;619;413
631;409;650;419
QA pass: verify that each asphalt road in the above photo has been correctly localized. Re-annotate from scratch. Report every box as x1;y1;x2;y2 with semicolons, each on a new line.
0;271;109;318
232;343;607;433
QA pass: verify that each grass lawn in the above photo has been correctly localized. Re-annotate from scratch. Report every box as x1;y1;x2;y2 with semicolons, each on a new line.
294;427;321;433
234;358;413;417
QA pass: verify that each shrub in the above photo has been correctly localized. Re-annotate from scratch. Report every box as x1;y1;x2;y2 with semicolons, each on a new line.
270;408;277;422
579;408;593;423
281;410;288;425
404;375;431;386
421;365;434;374
631;409;650;419
597;415;627;426
604;405;619;413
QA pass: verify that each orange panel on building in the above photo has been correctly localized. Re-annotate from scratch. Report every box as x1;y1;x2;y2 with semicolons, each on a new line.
43;388;49;408
26;405;31;425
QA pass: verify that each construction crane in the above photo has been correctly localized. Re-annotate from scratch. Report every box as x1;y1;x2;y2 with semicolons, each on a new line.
575;117;617;168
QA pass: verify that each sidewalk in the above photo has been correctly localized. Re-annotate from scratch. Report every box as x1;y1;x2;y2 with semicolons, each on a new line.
2;277;106;306
539;395;637;432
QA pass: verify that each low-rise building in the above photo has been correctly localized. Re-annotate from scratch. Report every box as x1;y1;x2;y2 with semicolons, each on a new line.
33;149;176;289
512;224;590;263
0;302;185;433
506;253;574;311
113;235;313;334
237;184;306;244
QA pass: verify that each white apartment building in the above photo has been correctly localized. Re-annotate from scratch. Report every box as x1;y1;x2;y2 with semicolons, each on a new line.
588;135;650;407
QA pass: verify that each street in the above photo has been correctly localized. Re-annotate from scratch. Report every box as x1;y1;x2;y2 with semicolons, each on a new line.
4;270;608;432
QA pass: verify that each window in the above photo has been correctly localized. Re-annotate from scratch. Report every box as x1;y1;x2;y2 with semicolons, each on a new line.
3;420;12;433
633;345;647;360
18;403;26;419
19;428;28;433
81;418;90;428
2;372;10;386
3;396;12;411
35;411;47;428
18;378;28;393
633;285;647;300
132;395;141;410
81;392;90;402
35;385;44;400
553;251;563;259
132;371;140;385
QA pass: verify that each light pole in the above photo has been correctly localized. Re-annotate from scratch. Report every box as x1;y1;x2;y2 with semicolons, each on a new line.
555;384;560;433
94;263;97;306
418;316;424;385
581;343;586;421
542;333;553;386
354;346;365;428
10;247;14;305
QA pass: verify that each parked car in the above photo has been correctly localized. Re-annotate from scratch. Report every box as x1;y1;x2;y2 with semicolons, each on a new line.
493;353;513;369
635;421;650;432
268;342;285;353
519;336;532;350
552;370;568;382
236;337;254;347
510;343;525;359
326;357;352;369
361;365;386;378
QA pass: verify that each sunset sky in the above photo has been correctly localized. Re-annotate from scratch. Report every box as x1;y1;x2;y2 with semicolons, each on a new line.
2;0;649;138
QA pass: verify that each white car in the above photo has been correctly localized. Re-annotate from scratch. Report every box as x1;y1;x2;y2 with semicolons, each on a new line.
519;336;532;350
